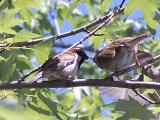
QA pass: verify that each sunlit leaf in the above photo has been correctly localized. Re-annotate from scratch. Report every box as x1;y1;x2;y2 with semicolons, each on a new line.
0;9;24;35
125;0;160;34
33;40;52;64
67;0;85;17
99;0;111;15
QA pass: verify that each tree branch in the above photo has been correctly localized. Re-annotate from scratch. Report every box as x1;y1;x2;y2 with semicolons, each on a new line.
132;89;160;104
0;8;124;48
0;54;159;90
53;43;94;52
143;64;160;81
60;7;124;53
119;0;126;8
1;78;160;90
106;55;160;79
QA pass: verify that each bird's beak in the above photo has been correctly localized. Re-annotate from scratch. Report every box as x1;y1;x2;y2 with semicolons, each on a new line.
133;34;152;43
128;34;152;47
85;54;89;59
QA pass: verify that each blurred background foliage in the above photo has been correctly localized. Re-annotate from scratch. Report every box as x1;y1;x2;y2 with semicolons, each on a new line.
0;0;159;120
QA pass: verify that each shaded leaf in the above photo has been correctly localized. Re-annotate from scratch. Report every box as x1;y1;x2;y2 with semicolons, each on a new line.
16;55;33;71
112;97;154;120
0;57;16;81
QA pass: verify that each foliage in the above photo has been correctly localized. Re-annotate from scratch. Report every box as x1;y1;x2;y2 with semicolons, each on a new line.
0;0;159;120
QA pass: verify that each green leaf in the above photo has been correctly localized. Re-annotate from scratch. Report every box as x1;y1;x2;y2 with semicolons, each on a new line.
0;56;6;61
67;0;85;17
113;97;154;120
59;92;75;109
90;21;131;48
16;55;33;71
12;0;41;23
33;40;52;64
99;0;111;15
0;9;25;35
27;90;69;120
90;35;104;48
143;89;155;94
5;30;40;43
125;0;159;34
14;30;40;42
0;57;16;81
0;105;51;120
77;96;98;118
92;88;103;106
0;0;10;11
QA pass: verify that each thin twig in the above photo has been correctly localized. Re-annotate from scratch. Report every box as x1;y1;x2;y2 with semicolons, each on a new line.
63;7;124;53
132;89;160;104
53;43;94;52
106;55;160;79
119;0;126;8
0;54;159;90
0;8;124;48
18;66;41;82
19;7;124;81
83;28;106;36
0;89;16;100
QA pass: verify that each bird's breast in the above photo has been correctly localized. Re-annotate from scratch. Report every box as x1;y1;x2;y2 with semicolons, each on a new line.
62;53;79;76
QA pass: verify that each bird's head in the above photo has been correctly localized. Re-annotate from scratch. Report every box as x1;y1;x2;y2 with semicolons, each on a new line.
69;47;89;60
127;34;152;47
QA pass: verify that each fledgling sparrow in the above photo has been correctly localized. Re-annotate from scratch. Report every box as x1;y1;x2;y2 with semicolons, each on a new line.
31;47;89;82
92;34;152;72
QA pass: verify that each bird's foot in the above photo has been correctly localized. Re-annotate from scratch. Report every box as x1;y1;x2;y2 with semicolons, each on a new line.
105;75;121;82
66;76;74;81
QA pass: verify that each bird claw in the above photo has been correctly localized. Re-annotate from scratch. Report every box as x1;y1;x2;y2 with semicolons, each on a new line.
66;76;74;81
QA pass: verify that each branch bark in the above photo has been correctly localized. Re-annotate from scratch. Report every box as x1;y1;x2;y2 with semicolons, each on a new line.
1;79;160;90
143;64;160;81
0;8;124;48
0;55;159;90
53;43;94;52
106;55;160;78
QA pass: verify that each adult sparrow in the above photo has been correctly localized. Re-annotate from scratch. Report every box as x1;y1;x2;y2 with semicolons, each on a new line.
92;34;152;72
31;47;89;82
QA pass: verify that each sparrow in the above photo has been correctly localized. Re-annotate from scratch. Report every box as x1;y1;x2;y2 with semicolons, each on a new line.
30;47;89;82
92;34;152;72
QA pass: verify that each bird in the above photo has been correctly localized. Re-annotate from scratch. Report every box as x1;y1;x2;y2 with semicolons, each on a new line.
92;34;153;72
29;47;89;82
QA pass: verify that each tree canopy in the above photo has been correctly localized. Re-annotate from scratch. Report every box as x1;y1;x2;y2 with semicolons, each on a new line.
0;0;160;120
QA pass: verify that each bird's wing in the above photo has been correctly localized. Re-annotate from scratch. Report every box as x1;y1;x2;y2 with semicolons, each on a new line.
99;47;116;57
41;51;75;71
137;50;153;61
98;44;121;58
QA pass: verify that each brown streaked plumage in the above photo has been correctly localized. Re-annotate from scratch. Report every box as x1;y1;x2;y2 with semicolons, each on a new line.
93;34;152;72
32;47;88;82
